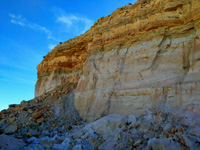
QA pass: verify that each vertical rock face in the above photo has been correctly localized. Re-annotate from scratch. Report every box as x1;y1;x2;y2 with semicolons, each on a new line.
36;0;200;122
35;39;89;97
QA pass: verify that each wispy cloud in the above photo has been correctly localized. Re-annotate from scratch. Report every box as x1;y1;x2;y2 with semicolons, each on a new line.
0;78;11;82
0;69;36;85
56;14;94;34
0;77;35;85
48;44;56;50
9;14;54;40
16;78;35;85
8;11;94;52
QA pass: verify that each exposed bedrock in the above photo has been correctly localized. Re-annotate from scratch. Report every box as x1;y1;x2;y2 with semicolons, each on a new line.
35;0;200;122
75;30;200;122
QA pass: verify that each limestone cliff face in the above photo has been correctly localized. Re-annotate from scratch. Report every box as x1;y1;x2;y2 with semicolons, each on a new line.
36;0;200;122
35;38;88;96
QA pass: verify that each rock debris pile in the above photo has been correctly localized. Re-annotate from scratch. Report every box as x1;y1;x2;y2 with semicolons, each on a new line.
1;101;200;149
1;0;200;149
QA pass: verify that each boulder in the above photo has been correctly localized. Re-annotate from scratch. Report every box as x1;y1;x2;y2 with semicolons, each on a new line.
32;111;42;119
0;134;25;150
83;114;127;135
61;137;73;149
72;145;84;150
127;115;136;124
4;124;17;134
147;138;181;150
26;136;40;144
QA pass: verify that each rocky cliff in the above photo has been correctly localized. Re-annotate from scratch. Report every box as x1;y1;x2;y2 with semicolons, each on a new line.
35;0;200;122
1;0;200;149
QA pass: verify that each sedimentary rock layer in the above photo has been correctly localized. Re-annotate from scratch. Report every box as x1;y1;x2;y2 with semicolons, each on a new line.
36;0;200;121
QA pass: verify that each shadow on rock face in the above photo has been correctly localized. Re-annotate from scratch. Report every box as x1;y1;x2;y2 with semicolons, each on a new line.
52;90;81;121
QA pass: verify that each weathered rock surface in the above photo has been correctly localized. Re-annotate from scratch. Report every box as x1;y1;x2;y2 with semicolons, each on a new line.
34;0;200;122
0;83;81;139
4;125;17;134
74;0;200;121
147;138;181;150
83;114;127;135
0;134;25;150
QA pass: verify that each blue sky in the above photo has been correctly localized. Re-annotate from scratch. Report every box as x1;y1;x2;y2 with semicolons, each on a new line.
0;0;136;110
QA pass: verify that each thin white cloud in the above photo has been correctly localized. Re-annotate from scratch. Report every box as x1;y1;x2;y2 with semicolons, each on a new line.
0;55;30;71
0;78;11;82
0;77;35;85
11;19;25;26
16;78;35;85
57;16;74;26
56;14;94;34
9;14;15;18
9;14;54;40
48;44;56;50
0;69;35;85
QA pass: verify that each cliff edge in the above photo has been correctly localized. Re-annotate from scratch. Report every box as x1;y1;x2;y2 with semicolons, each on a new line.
35;0;200;122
